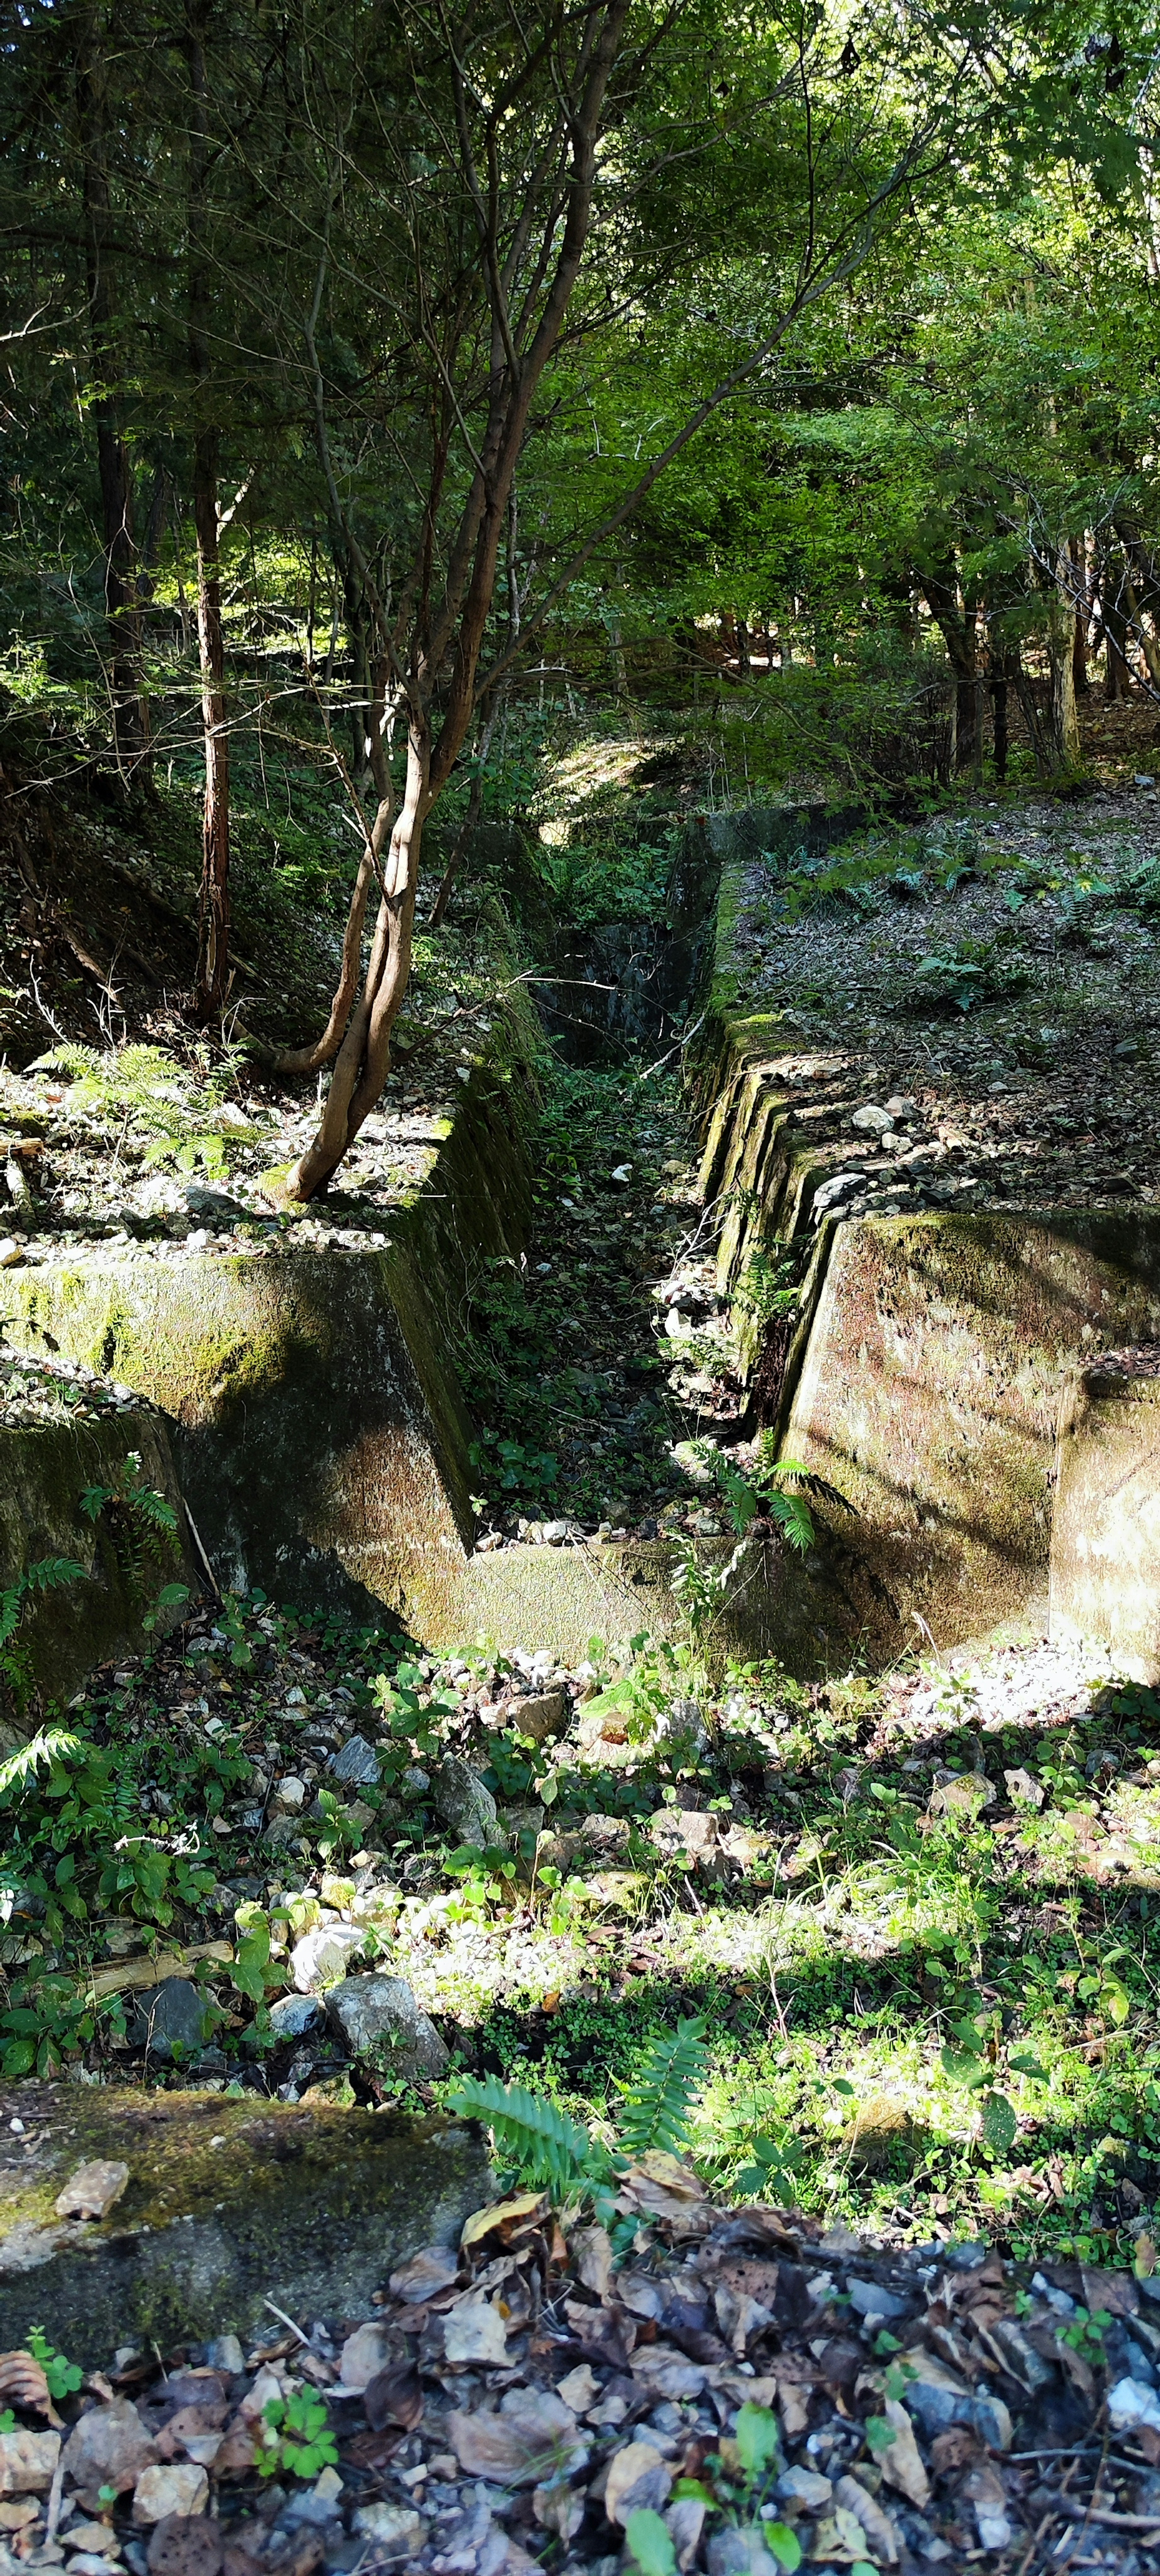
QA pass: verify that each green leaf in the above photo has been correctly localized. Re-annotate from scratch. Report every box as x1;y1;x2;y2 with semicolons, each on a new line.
981;2090;1017;2155
765;2528;803;2573
1008;2050;1048;2081
734;2402;781;2479
624;2509;677;2576
863;2414;896;2455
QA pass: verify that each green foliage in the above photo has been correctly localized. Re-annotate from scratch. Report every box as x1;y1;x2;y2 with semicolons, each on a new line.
81;1453;181;1604
30;1044;254;1180
449;2014;708;2212
615;2016;708;2158
26;2328;82;2401
907;941;1029;1015
446;2069;615;2202
0;1559;85;1712
258;2390;338;2481
625;2510;677;2576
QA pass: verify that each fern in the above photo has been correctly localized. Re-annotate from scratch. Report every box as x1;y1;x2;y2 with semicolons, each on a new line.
0;1558;85;1652
446;2072;607;2197
615;2017;708;2159
0;1729;87;1800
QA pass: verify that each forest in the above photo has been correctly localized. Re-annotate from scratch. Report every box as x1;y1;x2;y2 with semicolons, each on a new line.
5;6;1160;2575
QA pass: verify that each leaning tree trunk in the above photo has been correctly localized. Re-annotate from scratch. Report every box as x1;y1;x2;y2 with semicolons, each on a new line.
285;727;429;1200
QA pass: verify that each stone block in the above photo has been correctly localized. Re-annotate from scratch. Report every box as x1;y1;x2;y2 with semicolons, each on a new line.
1051;1368;1160;1678
0;2081;488;2366
779;1210;1160;1666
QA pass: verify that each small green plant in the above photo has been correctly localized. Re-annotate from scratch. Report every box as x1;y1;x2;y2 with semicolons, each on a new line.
258;2388;338;2480
1060;2304;1112;2364
31;1041;254;1179
673;2402;801;2566
448;2015;708;2219
81;1455;181;1601
26;2328;83;2401
0;1559;86;1712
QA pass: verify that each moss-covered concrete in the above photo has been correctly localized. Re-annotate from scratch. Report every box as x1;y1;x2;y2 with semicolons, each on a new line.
0;1412;196;1717
0;1034;540;1635
1051;1368;1160;1679
0;2081;490;2365
783;1211;1160;1668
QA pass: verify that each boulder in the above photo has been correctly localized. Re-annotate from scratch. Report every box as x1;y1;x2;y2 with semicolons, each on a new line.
125;1981;214;2065
505;1690;568;1744
0;2081;488;2367
325;1975;449;2079
432;1757;505;1851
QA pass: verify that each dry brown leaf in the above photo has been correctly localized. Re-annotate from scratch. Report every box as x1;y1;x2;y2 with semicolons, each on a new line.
570;2225;613;2299
877;2399;930;2509
0;2353;56;2422
386;2244;460;2304
834;2472;901;2566
446;2388;586;2487
462;2193;547;2254
929;2426;981;2477
604;2441;672;2528
363;2364;423;2435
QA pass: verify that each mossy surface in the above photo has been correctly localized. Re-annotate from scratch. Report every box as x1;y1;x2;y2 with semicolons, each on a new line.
0;1039;541;1635
0;1412;196;1716
1052;1368;1160;1678
0;2081;490;2364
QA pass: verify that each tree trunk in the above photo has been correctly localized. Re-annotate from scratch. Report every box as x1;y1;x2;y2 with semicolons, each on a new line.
77;21;148;782
1040;545;1083;773
186;1;230;1023
192;431;230;1021
287;727;428;1201
990;662;1009;782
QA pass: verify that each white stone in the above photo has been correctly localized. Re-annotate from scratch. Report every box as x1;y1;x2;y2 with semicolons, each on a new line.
290;1923;364;1991
131;2464;208;2525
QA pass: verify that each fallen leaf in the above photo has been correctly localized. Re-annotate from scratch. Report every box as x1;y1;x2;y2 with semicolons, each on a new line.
0;2354;55;2422
929;2427;981;2476
387;2245;460;2304
876;2401;930;2511
443;2290;510;2367
363;2365;423;2435
446;2388;585;2487
604;2441;672;2528
462;2193;548;2254
571;2225;613;2298
834;2472;900;2566
554;2365;598;2415
533;2478;583;2541
146;2515;225;2576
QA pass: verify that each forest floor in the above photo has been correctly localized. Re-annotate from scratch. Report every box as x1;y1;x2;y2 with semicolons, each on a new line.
723;777;1160;1230
7;709;1160;2566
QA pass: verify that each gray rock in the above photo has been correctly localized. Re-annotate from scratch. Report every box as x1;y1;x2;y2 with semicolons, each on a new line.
126;1980;214;2064
330;1736;380;1788
349;2506;425;2564
707;2528;786;2576
905;2372;1012;2452
812;1171;865;1220
432;1757;505;1851
851;1104;894;1135
268;1994;324;2042
290;1924;364;1992
505;1690;568;1745
847;2276;906;2321
205;2335;244;2376
184;1185;249;1224
325;1975;449;2079
777;2468;832;2511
